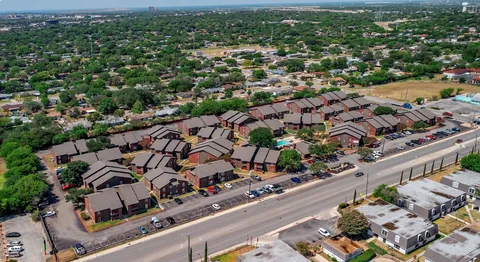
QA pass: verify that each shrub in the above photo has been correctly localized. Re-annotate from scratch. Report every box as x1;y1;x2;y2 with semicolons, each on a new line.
350;249;376;262
31;210;41;222
80;212;90;221
338;203;348;209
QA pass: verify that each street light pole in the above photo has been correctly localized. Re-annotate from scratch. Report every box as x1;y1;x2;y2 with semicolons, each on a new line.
248;180;252;203
365;173;369;200
381;139;386;154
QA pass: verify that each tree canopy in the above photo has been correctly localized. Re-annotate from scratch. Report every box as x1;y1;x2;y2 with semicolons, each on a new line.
249;128;275;148
278;150;302;172
338;210;369;236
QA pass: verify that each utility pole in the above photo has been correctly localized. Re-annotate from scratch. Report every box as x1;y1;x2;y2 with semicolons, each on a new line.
399;171;404;185
353;189;357;204
365;173;369;200
381;139;386;154
475;134;478;152
248;180;252;203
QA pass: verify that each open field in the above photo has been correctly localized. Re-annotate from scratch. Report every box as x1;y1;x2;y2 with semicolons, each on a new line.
360;81;479;102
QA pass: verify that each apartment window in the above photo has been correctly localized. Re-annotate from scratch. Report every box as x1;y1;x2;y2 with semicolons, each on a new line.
441;204;447;212
418;234;424;242
209;175;214;179
408;203;414;210
394;235;400;243
452;181;459;188
182;188;185;193
425;231;431;239
381;229;388;237
469;187;476;194
431;209;436;216
452;199;458;206
461;195;466;202
162;188;166;192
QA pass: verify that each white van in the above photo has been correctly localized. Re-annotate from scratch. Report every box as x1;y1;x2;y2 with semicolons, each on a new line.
8;246;23;252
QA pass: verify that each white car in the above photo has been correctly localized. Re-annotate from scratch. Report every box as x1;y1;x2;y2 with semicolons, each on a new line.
224;183;233;189
265;184;274;190
396;145;405;150
212;204;221;210
245;191;255;198
43;211;56;217
7;241;22;247
317;228;331;237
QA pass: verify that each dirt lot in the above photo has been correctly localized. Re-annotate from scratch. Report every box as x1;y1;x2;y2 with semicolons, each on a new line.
184;44;268;57
359;81;478;103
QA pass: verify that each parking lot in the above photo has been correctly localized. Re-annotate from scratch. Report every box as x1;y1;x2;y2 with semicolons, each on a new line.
279;217;339;247
1;215;48;262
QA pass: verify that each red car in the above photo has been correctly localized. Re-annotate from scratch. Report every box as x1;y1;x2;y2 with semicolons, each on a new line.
418;138;426;143
207;186;217;194
61;184;75;190
426;134;437;140
456;139;463;143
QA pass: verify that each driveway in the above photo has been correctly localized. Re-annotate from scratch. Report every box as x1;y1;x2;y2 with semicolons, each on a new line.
1;215;48;262
279;217;339;247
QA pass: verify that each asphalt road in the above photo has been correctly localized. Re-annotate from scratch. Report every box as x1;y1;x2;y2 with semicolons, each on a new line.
81;129;480;262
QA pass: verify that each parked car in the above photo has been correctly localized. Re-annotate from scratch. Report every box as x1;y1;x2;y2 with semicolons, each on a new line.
212;204;221;210
384;135;393;140
166;217;176;225
214;184;222;192
174;198;183;204
251;190;260;197
396;145;405;150
7;246;22;252
207;186;218;194
74;243;87;256
456;139;463;143
418;138;426;144
151;216;163;229
139;226;148;234
270;184;284;193
405;142;415;147
411;139;421;145
43;211;56;218
251;175;262;181
402;130;412;135
5;232;21;237
7;241;22;247
290;177;301;183
426;134;437;140
452;127;461;132
317;228;331;237
262;186;273;193
198;189;209;197
354;172;364;177
245;191;255;198
256;188;266;195
61;184;75;190
224;183;233;189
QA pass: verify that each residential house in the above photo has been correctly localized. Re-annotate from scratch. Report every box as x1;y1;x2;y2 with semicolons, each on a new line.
264;119;285;137
220;110;256;133
283;113;302;130
109;130;147;152
82;161;133;192
84;182;152;223
329;122;367;147
322;237;364;262
271;103;290;119
130;153;176;175
352;97;371;110
231;146;258;170
188;137;234;164
330;104;345;116
150;139;191;159
237;240;310;262
145;125;181;143
424;225;480;262
359;115;398;136
71;152;99;165
253;148;280;172
250;105;278;120
1;103;24;114
290;99;315;114
330;112;364;125
143;167;188;199
185;160;235;188
179;115;220;136
396;179;467;220
197;127;234;142
301;113;323;129
96;148;124;163
357;200;438;254
320;93;340;106
245;121;270;138
320;106;335;121
51;141;79;165
340;99;361;112
294;141;312;159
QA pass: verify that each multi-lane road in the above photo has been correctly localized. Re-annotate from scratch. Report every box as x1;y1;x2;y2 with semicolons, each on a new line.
81;129;480;262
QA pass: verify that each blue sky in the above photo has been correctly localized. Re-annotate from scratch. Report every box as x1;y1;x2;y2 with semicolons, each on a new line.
1;0;334;12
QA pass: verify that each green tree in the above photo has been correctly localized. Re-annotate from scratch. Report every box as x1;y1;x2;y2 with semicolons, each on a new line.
461;153;480;172
278;150;302;172
65;187;93;205
4;174;49;213
113;109;125;118
86;136;110;152
373;184;400;204
87;112;102;122
413;121;429;130
309;143;335;159
225;89;233;99
415;97;424;105
373;106;396;116
71;125;88;140
252;70;267;80
439;88;455;99
61;161;89;185
249;128;275;148
97;97;118;114
357;147;373;159
305;81;314;87
92;123;109;136
309;162;327;175
131;100;144;114
297;128;315;142
295;242;311;257
337;210;369;236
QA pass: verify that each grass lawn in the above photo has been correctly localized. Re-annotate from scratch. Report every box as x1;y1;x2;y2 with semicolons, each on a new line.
367;241;388;255
451;206;471;223
87;207;162;232
131;172;144;182
469;204;480;222
434;216;466;235
211;245;255;262
0;158;6;188
360;80;477;102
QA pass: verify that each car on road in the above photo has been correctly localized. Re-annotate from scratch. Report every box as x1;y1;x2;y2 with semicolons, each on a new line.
317;228;331;237
74;243;87;256
5;232;21;238
43;211;56;218
224;183;233;189
396;145;405;150
456;139;463;143
452;127;461;132
405;142;415;147
212;204;221;210
245;191;255;198
139;226;148;234
198;189;209;197
166;217;176;225
207;186;218;194
7;241;22;247
290;177;301;183
354;172;364;177
174;198;183;204
251;175;262;181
